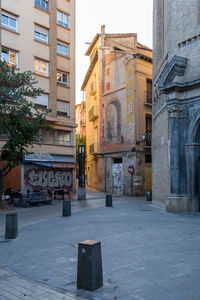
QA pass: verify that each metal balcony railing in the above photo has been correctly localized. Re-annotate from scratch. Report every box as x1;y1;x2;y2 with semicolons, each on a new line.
146;91;152;104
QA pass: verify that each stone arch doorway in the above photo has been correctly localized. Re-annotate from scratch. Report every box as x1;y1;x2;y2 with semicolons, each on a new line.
186;115;200;212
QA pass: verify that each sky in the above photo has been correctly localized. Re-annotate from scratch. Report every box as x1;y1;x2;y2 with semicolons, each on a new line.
76;0;153;104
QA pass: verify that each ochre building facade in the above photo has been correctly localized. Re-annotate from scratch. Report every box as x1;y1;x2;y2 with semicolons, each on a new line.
82;26;152;196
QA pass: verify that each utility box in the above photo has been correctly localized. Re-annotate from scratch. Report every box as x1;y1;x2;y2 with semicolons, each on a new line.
77;240;103;291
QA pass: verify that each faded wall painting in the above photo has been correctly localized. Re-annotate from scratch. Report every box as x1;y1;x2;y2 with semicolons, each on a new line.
106;101;121;142
25;166;73;191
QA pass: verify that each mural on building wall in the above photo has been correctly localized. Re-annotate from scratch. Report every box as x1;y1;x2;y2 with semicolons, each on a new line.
107;101;121;142
112;163;123;195
25;167;73;191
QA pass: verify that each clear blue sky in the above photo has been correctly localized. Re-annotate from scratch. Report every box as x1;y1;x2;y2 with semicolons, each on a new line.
76;0;153;104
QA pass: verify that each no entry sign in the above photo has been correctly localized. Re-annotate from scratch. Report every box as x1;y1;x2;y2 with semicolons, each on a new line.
128;165;135;174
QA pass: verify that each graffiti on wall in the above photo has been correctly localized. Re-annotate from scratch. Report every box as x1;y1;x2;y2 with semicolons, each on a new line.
112;163;123;195
25;167;73;191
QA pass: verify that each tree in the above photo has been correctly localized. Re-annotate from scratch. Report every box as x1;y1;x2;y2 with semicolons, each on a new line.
0;60;51;208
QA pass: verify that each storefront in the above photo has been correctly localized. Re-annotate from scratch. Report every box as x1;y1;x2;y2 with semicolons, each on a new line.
23;153;76;193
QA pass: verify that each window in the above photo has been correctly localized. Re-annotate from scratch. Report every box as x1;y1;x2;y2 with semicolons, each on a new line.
57;101;70;116
57;10;69;28
34;25;48;44
57;130;71;145
128;87;132;97
106;82;110;91
146;79;152;104
146;114;152;146
57;71;69;86
106;68;110;76
2;48;18;67
35;0;48;11
34;58;49;76
35;93;49;108
1;11;18;32
57;43;69;57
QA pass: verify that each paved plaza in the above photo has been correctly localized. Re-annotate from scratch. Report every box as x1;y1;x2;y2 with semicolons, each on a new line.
0;190;200;299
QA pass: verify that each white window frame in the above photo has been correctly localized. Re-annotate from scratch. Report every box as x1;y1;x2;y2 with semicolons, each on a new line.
1;48;18;67
57;71;69;86
1;11;18;32
57;42;69;57
57;10;70;28
34;25;49;44
34;58;49;76
35;0;49;11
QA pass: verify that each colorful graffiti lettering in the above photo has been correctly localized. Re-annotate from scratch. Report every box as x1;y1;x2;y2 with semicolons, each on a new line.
25;167;73;190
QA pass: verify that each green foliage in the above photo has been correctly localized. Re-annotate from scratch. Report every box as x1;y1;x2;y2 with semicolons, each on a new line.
0;60;51;176
76;133;86;165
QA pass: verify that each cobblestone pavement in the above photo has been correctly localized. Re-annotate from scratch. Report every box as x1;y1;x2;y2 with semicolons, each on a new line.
0;264;84;299
0;190;200;300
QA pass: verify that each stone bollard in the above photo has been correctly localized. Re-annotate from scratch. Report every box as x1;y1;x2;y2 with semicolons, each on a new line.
62;200;71;217
106;194;112;207
146;190;152;201
77;240;103;291
5;213;18;239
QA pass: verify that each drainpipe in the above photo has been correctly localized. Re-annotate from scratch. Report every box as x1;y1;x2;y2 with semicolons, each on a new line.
135;56;139;143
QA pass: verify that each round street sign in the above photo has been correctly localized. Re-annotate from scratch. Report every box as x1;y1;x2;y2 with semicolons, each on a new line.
128;166;135;174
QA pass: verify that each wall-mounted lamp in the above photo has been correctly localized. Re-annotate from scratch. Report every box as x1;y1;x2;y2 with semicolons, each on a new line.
136;134;148;145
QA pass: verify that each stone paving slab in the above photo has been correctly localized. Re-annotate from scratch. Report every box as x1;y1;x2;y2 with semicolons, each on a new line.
0;192;200;299
0;264;86;300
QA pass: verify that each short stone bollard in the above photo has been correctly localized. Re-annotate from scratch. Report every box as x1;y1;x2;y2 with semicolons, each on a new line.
106;194;112;207
5;213;18;239
146;190;152;201
62;200;71;217
77;240;103;291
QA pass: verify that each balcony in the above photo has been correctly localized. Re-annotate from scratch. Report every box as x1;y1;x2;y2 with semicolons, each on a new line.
88;105;98;122
80;120;86;127
89;143;98;154
90;81;97;96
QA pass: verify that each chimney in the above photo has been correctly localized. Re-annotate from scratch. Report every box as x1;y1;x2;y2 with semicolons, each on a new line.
101;25;105;35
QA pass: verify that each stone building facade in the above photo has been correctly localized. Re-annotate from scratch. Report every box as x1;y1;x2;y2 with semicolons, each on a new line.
82;26;152;196
0;0;76;194
153;0;200;212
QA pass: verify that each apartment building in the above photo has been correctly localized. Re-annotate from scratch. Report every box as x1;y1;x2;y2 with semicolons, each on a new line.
82;26;152;196
75;101;86;136
0;0;76;193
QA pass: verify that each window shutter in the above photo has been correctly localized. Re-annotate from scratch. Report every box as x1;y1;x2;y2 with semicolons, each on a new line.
35;25;48;36
35;94;49;107
57;101;69;115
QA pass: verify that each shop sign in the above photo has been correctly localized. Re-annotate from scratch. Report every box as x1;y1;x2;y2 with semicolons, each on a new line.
25;152;54;162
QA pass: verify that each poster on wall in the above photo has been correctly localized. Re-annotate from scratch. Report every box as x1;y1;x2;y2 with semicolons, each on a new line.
25;166;73;191
112;163;123;195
